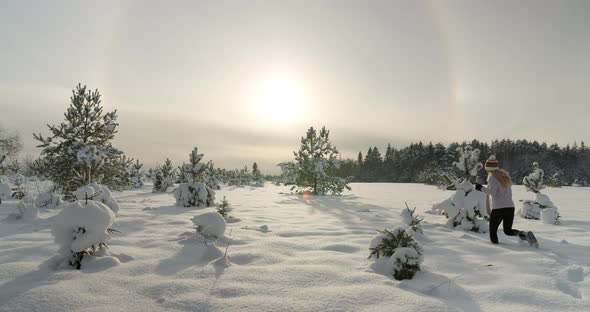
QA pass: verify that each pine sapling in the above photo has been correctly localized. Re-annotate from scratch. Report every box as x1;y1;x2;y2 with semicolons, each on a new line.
402;202;423;234
368;227;423;280
216;196;232;217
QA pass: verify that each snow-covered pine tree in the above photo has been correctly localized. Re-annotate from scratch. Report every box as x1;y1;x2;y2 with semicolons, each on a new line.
6;159;21;174
401;202;423;234
174;147;216;207
523;162;544;193
153;158;175;192
280;126;350;195
368;227;423;280
252;162;264;186
215;196;232;217
130;159;144;188
431;146;488;232
203;162;221;190
51;198;117;269
34;84;129;199
34;184;63;208
11;173;27;200
519;162;559;223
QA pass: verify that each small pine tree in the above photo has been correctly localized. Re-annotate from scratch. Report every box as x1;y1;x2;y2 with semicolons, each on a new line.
34;84;128;199
368;227;423;280
216;196;232;217
252;162;264;186
280;126;350;195
401;202;423;234
174;148;216;207
130;159;144;188
523;162;544;193
519;162;559;222
153;158;175;192
431;146;488;232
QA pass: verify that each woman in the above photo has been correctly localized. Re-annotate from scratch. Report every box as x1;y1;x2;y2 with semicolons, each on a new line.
475;155;538;247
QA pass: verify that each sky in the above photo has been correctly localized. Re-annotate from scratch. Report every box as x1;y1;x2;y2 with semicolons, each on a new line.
1;0;589;173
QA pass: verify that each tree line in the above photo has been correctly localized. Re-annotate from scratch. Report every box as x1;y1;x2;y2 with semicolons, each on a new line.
336;140;590;186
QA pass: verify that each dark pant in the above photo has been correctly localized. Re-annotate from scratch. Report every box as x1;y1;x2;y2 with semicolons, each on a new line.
489;207;526;244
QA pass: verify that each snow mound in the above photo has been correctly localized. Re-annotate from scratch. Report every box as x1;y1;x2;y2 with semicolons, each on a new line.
541;208;560;225
192;211;226;238
74;182;119;213
51;200;116;256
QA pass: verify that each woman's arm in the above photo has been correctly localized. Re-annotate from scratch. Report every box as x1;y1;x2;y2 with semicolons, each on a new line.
479;176;498;196
486;194;491;216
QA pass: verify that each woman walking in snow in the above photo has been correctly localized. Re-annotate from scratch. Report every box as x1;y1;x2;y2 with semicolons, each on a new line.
475;155;538;247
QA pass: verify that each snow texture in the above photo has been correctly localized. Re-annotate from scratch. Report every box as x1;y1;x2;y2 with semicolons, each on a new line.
1;183;589;312
0;183;10;199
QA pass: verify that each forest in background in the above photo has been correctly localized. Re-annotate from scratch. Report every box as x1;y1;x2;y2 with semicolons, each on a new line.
336;139;590;186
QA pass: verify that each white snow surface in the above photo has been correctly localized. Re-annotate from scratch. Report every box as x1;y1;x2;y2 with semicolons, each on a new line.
0;183;11;199
0;183;589;311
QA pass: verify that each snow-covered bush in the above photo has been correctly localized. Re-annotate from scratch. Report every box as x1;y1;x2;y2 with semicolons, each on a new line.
174;148;216;208
34;186;63;208
153;158;175;192
216;196;232;217
192;211;226;241
519;162;559;223
51;199;116;269
431;146;488;232
401;203;423;234
10;173;26;200
174;182;215;208
541;208;560;225
279;126;350;195
368;227;423;280
74;182;120;214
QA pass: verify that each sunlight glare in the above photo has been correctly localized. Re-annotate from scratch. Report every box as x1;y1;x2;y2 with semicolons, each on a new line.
255;78;305;122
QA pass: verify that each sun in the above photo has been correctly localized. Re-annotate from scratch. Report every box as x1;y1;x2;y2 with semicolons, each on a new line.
255;78;305;122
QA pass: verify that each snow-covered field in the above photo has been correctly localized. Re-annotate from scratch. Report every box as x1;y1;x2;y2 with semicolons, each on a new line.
1;183;589;312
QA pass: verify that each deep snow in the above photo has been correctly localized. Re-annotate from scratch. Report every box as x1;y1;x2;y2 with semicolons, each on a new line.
0;183;589;312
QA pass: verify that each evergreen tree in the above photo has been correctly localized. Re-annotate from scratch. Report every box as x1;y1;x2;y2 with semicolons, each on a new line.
0;126;22;160
153;158;175;192
252;162;264;186
34;84;128;198
174;147;216;207
130;159;144;188
281;126;350;195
